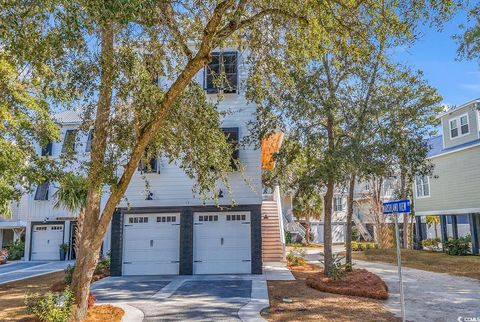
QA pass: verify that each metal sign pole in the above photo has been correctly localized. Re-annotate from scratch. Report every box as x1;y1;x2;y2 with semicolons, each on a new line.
394;212;406;322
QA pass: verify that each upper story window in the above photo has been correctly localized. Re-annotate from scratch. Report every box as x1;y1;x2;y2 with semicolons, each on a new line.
138;156;158;174
222;127;239;170
34;181;50;200
85;130;93;152
62;129;78;153
449;113;469;139
41;142;53;156
204;52;238;94
333;196;343;212
415;175;430;198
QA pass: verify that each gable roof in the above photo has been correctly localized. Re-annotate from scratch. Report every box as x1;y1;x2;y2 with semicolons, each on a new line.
53;109;83;124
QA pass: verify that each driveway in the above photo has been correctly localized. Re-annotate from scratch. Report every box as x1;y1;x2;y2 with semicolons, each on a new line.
91;275;268;321
306;249;480;322
0;261;73;285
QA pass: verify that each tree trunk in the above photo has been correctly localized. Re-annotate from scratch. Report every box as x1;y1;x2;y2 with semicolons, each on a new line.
323;178;334;275
345;173;355;271
69;17;221;320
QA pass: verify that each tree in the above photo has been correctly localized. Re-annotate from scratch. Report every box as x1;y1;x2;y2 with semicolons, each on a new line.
426;215;440;239
292;182;323;245
0;56;58;216
53;174;88;256
457;3;480;63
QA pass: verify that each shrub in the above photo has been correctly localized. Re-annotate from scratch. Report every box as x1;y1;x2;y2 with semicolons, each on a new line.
25;286;75;322
320;253;352;280
6;240;24;260
0;248;7;264
422;238;441;251
285;230;293;244
87;292;96;309
351;241;378;251
445;236;471;256
64;265;75;285
64;256;111;285
286;247;306;266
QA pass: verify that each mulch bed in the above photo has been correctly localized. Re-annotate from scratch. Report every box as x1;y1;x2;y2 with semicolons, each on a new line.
84;304;124;322
304;264;388;300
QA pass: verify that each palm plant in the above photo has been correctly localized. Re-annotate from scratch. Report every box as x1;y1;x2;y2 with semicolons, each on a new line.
293;187;323;245
425;215;440;239
0;200;13;219
53;174;88;256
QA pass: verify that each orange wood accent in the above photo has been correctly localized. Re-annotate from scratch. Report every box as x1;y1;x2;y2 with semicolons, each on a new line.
261;132;283;170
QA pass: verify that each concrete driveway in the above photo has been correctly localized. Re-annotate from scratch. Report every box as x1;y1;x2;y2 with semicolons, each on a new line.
91;275;268;321
0;261;73;285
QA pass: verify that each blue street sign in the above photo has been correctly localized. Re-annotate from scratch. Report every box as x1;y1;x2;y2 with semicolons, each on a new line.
383;199;411;214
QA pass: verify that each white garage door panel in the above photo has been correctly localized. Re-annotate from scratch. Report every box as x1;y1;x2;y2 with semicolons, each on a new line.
31;225;64;261
123;213;180;275
193;212;251;274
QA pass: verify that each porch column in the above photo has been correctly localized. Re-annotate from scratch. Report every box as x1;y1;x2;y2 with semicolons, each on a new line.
451;215;459;240
469;213;479;255
414;216;423;250
440;215;448;252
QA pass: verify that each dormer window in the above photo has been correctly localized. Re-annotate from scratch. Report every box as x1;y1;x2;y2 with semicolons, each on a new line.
204;52;238;94
138;156;158;174
449;113;469;139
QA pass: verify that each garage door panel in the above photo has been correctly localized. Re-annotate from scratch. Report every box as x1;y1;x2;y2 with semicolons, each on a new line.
31;224;64;261
193;212;251;274
123;213;180;275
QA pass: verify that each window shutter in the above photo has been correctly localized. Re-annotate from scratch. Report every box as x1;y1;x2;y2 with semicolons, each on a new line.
34;182;49;200
85;130;93;152
41;142;53;156
138;156;158;173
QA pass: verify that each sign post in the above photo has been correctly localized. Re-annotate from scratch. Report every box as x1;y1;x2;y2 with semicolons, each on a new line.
383;199;410;322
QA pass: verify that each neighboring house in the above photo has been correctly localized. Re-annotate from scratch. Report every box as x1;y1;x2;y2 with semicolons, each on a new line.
414;98;480;254
3;48;286;274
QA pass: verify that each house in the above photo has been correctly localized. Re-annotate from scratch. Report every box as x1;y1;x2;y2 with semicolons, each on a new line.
414;98;480;254
3;48;286;274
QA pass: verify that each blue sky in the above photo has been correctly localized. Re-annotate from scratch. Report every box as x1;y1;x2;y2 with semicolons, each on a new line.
394;6;479;106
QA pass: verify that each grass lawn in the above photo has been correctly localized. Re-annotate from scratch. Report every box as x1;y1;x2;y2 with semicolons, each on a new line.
263;264;398;322
0;272;123;321
352;249;480;280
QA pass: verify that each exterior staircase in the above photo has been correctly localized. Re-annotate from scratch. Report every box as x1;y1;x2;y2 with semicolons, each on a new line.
261;200;285;262
353;215;373;241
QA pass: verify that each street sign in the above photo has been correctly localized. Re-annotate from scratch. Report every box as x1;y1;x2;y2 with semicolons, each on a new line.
383;199;410;322
383;199;410;214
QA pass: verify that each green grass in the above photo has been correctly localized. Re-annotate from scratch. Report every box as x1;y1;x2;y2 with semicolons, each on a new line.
352;248;480;280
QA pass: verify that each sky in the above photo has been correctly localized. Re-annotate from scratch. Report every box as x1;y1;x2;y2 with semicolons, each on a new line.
393;6;479;107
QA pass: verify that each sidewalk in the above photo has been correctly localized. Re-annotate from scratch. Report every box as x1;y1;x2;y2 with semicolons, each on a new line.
0;261;73;285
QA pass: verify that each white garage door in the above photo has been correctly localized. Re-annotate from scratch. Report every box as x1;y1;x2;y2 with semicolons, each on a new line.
194;212;251;274
123;213;180;275
31;224;64;261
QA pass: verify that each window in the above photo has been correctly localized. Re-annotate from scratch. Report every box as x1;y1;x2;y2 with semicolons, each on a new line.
226;214;246;221
449;114;469;138
34;182;49;200
222;127;239;170
199;215;218;222
138;156;158;173
460;115;469;135
334;197;343;212
62;129;78;153
157;216;177;223
450;119;458;138
128;216;149;224
85;130;93;152
41;142;53;156
204;51;238;93
415;175;430;198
